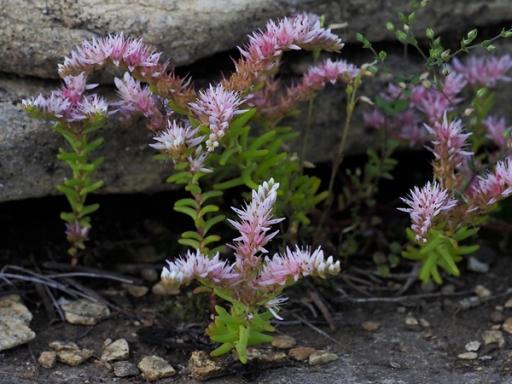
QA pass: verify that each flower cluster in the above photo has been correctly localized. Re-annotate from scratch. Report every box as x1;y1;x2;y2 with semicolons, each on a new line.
224;13;343;93
398;181;457;242
149;120;203;159
425;115;472;188
161;179;340;308
189;85;245;151
254;59;360;120
58;33;164;79
23;73;108;122
484;116;511;149
467;158;512;210
451;55;512;88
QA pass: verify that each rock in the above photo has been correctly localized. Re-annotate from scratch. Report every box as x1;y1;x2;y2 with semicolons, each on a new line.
123;285;149;298
458;352;478;360
465;341;481;352
0;294;36;351
419;318;431;328
137;356;176;382
188;350;227;381
490;311;505;324
3;0;511;80
57;348;94;366
288;346;316;362
246;348;288;364
505;298;512;308
474;285;491;298
482;330;505;348
308;351;338;366
271;335;297;349
151;282;180;296
502;317;512;334
405;315;421;331
361;321;381;332
141;268;159;283
112;361;139;378
61;299;110;325
49;341;80;351
101;338;129;362
467;256;490;273
38;351;57;368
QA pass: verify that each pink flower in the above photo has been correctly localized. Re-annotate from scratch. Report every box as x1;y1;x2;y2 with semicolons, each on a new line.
399;181;458;242
58;33;164;78
468;158;512;208
189;84;244;151
451;55;512;87
483;116;511;148
363;109;387;129
413;88;452;124
187;147;212;174
75;95;109;120
149;120;203;157
228;178;284;266
442;73;467;99
114;72;157;117
241;13;342;63
257;246;340;287
65;222;90;244
161;250;238;288
395;109;429;146
302;59;359;86
23;92;71;120
425;114;473;171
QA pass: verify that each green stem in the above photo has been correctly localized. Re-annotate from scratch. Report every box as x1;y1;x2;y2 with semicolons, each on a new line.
318;78;361;230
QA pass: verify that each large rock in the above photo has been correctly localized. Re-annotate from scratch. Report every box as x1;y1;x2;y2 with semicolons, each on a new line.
1;0;510;80
0;294;36;351
1;1;512;202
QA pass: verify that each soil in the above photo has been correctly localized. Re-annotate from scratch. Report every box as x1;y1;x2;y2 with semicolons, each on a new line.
2;256;512;384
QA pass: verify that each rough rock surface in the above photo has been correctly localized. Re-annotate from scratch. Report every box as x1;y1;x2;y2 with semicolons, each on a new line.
1;1;512;202
1;0;510;80
0;294;36;351
61;299;111;325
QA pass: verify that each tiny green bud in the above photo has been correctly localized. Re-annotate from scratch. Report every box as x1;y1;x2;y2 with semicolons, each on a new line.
486;44;496;52
403;24;410;33
476;88;488;98
378;50;387;61
501;28;512;38
396;30;408;43
386;22;395;32
426;27;435;39
440;49;451;60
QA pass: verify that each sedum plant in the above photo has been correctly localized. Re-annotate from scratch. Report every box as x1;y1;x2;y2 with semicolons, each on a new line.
160;179;340;363
23;74;108;265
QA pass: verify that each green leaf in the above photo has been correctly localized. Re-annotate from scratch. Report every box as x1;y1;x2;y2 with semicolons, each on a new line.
203;215;226;234
201;190;223;202
178;238;200;249
202;235;221;247
174;198;197;208
181;231;203;240
236;325;250;364
80;180;104;195
210;343;234;357
198;204;219;218
174;206;198;221
230;109;256;132
79;203;100;217
213;177;244;190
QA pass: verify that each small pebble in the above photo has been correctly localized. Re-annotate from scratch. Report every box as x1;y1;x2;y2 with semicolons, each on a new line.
474;285;491;298
271;335;296;349
112;361;139;378
138;356;176;382
467;256;489;273
188;350;227;381
482;330;505;348
288;347;316;362
441;284;455;295
361;321;381;332
502;317;512;334
419;318;430;328
38;351;57;368
465;341;481;352
504;298;512;308
458;352;478;360
101;338;129;362
308;351;338;366
123;285;149;298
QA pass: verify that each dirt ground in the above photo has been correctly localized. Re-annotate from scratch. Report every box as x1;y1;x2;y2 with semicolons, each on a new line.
3;256;512;384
